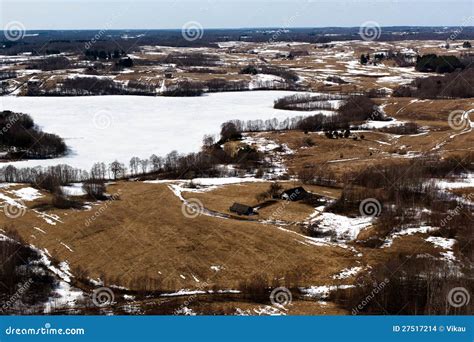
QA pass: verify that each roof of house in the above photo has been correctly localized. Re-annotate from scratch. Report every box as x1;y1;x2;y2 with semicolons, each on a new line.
282;186;307;194
229;202;254;214
281;187;308;200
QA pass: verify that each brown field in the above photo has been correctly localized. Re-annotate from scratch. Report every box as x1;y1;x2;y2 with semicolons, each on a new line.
0;181;357;292
254;97;473;178
1;179;453;286
1;179;453;314
181;181;340;223
2;178;456;315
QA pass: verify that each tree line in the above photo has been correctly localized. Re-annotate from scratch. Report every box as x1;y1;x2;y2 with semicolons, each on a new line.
415;54;465;73
274;93;347;111
29;75;299;97
394;68;474;98
240;64;299;83
0;111;67;160
296;95;387;132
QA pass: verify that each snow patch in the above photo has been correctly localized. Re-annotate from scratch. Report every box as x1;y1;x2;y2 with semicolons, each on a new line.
210;265;224;272
333;266;363;279
310;213;373;241
61;183;86;196
383;226;439;248
10;187;43;201
300;285;355;299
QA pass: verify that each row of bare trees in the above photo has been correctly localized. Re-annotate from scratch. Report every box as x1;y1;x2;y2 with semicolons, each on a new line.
274;93;347;111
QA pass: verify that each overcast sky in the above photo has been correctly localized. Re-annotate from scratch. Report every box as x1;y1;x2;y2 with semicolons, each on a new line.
1;0;473;30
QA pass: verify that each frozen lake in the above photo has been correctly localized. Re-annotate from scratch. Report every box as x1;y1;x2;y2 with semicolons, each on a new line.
1;91;311;170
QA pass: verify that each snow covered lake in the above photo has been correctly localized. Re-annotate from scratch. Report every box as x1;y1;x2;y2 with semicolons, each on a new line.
1;91;311;170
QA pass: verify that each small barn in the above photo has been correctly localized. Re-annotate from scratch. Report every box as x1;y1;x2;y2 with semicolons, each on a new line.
280;187;308;201
229;203;255;216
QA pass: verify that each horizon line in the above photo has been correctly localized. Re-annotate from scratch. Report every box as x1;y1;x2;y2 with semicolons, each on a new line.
2;25;469;32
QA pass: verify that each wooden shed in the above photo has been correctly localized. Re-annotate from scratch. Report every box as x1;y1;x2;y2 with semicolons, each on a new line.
280;187;308;201
229;203;255;216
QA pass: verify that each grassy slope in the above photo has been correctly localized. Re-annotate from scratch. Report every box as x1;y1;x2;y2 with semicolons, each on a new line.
1;182;356;291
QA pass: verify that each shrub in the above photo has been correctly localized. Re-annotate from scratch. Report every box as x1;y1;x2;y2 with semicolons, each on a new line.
297;165;337;186
274;93;344;111
28;56;71;71
52;192;82;209
219;122;242;143
115;57;133;68
163;53;220;67
0;229;56;313
239;65;259;75
162;81;204;97
33;173;61;193
255;191;269;203
301;224;338;240
238;273;269;303
338;96;383;122
82;180;107;200
61;77;121;95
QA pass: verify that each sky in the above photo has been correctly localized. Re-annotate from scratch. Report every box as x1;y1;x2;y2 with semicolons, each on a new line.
1;0;473;30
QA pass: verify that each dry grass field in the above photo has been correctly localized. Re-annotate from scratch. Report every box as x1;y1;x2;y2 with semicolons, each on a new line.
255;97;474;179
2;179;454;314
0;182;357;292
180;181;340;223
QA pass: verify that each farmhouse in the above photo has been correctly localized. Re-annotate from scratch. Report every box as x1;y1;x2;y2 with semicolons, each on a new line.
280;187;308;201
229;203;255;216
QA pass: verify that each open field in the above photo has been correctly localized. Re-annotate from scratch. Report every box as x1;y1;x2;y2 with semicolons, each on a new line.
180;181;340;223
256;98;474;178
0;181;357;291
2;165;469;315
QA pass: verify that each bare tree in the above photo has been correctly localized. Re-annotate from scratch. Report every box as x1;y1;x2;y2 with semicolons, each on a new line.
150;154;163;172
82;180;106;200
202;134;215;149
91;162;107;180
129;157;140;175
140;158;149;174
165;150;179;172
109;160;125;180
